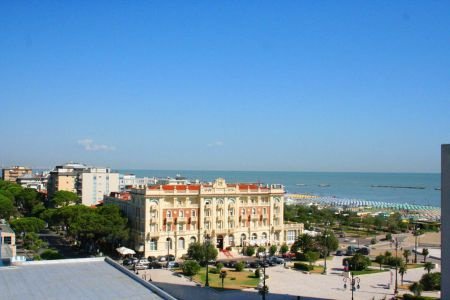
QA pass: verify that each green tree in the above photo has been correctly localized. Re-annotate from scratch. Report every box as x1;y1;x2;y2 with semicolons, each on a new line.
423;262;434;274
280;244;289;255
305;251;320;267
15;188;40;215
269;245;277;256
419;272;441;291
421;248;429;263
182;260;201;276
294;233;315;253
316;231;339;256
409;282;423;296
0;194;15;219
399;263;407;285
348;253;371;271
50;191;80;207
375;255;385;270
10;217;46;233
187;241;218;265
216;262;224;272
403;249;411;265
257;246;266;254
23;232;46;252
385;233;392;241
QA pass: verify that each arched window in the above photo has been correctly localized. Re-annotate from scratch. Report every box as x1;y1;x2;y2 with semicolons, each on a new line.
150;238;157;251
217;198;224;205
192;209;196;217
167;210;172;218
251;208;256;215
178;237;185;250
252;233;257;240
190;236;196;244
262;232;267;240
229;235;234;246
179;210;184;217
228;198;235;204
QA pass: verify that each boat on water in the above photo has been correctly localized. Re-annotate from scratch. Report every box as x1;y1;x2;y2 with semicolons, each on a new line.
318;184;330;187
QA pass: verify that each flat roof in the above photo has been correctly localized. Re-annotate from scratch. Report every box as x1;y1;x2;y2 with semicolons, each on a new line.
0;223;15;234
0;257;173;300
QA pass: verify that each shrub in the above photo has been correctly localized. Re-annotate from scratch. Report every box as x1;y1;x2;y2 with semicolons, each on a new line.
182;260;201;276
245;246;255;256
280;244;289;254
403;294;428;300
235;261;245;272
293;262;313;271
255;268;262;278
348;253;371;271
385;233;392;241
295;252;307;261
419;272;441;291
257;246;266;254
216;262;224;272
209;267;219;274
269;245;277;256
370;238;377;245
40;249;63;260
385;256;403;267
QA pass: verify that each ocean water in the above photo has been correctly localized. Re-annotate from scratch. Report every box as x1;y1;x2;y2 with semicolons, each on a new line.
118;170;441;207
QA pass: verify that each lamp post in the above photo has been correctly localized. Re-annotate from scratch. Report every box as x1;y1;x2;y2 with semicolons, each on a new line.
204;235;210;287
413;224;420;264
394;238;400;295
166;237;170;269
343;272;361;300
262;251;268;300
323;225;329;275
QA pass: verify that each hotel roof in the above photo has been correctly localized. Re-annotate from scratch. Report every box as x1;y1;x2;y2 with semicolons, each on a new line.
0;257;175;300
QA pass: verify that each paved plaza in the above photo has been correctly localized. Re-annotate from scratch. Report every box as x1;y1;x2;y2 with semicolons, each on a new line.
136;256;440;300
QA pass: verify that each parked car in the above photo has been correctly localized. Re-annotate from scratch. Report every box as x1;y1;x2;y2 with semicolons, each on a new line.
148;262;163;269
335;250;344;256
248;261;260;268
167;261;180;269
356;247;370;255
269;257;285;264
147;256;158;262
282;252;296;259
135;262;149;270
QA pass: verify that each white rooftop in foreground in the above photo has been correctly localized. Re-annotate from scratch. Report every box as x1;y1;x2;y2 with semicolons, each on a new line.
0;257;173;300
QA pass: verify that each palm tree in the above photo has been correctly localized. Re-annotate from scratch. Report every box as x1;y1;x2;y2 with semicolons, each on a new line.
421;248;429;263
409;282;423;296
398;264;407;285
423;262;434;274
403;249;411;265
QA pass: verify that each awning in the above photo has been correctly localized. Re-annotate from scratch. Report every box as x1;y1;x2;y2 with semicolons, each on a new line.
116;246;136;255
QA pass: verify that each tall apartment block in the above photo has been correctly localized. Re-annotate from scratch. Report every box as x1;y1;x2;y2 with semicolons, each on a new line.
442;144;450;299
105;178;304;258
47;163;119;206
1;166;32;183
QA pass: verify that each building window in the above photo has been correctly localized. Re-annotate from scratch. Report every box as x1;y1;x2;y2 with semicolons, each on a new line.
150;239;157;251
263;208;267;215
178;224;183;231
178;237;185;250
240;234;246;246
241;208;245;215
217;221;222;229
205;209;211;217
192;209;196;217
228;221;234;228
229;208;234;216
262;232;267;240
287;230;296;242
190;236;196;244
217;209;222;216
191;223;196;230
251;233;257;240
179;210;184;217
205;222;210;229
263;219;267;226
167;210;172;218
251;208;256;215
167;223;171;232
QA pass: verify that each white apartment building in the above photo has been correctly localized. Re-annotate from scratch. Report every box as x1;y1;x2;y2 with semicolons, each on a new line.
105;178;304;259
81;168;120;206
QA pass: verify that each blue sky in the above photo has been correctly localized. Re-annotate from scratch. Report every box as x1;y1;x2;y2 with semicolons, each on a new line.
1;1;449;172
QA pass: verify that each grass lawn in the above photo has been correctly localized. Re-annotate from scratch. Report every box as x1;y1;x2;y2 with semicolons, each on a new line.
192;268;259;290
351;268;388;275
406;263;424;269
309;265;324;274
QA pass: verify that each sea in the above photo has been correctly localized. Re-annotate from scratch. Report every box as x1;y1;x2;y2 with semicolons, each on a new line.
118;170;441;208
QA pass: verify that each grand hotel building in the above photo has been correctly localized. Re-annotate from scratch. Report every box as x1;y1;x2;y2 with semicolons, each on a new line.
105;178;304;258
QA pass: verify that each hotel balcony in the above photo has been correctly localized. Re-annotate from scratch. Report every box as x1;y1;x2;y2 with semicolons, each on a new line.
166;216;173;223
190;215;197;222
176;216;186;223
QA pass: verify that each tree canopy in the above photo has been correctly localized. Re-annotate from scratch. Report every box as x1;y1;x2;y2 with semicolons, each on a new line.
50;191;80;207
10;217;46;233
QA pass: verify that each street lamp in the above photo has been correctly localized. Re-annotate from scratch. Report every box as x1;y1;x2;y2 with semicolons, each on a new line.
394;238;400;295
204;235;210;287
166;237;170;268
413;224;420;264
343;272;361;300
323;225;330;275
261;251;268;300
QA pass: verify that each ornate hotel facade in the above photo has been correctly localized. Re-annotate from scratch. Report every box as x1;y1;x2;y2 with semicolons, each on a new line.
105;178;304;258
